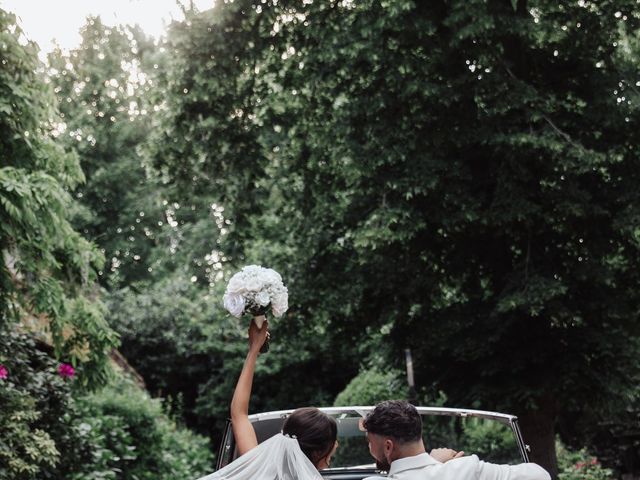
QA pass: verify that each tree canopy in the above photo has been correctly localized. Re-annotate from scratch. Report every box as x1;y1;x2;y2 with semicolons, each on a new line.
148;0;640;474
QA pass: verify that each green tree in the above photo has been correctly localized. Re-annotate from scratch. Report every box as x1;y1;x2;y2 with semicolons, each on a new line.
57;3;360;445
150;1;640;476
0;7;117;387
1;8;119;477
47;17;165;288
43;16;275;443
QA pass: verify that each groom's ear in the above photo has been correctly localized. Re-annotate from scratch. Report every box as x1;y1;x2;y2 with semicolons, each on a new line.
383;438;394;455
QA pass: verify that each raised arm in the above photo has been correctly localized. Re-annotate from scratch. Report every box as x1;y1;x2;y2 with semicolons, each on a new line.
230;319;269;456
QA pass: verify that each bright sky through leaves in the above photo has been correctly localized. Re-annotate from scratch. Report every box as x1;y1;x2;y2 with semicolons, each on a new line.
1;0;214;55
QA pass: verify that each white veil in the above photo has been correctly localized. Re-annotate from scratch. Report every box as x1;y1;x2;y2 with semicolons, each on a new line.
197;433;324;480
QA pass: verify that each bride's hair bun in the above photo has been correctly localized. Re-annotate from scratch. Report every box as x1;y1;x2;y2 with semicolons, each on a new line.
282;407;337;467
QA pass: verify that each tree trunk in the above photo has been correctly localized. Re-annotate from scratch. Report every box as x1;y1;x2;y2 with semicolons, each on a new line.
517;397;559;479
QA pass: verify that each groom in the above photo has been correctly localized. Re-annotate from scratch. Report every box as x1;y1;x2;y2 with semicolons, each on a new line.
361;400;551;480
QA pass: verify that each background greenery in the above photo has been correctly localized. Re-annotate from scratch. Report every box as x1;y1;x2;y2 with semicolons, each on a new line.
1;1;639;478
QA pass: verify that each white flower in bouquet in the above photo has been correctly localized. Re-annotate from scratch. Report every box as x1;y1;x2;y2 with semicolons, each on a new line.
255;291;271;307
223;265;289;328
223;293;246;318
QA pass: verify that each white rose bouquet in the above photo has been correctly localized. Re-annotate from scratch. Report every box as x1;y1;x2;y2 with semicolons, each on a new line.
223;265;289;330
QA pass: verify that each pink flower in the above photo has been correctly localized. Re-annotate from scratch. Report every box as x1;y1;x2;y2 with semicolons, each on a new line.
58;363;75;379
0;365;7;379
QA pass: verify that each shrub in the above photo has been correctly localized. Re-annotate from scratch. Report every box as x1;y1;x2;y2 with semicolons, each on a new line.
0;387;59;480
0;331;77;480
68;376;214;480
334;367;408;406
557;441;614;480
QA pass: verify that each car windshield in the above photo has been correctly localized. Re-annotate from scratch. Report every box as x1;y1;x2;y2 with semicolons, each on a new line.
330;409;524;469
219;407;526;474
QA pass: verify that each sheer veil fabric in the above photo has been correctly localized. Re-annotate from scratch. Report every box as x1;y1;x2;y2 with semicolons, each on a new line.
197;433;324;480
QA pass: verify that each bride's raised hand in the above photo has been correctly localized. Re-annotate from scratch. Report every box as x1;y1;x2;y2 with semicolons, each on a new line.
231;318;269;456
248;318;269;353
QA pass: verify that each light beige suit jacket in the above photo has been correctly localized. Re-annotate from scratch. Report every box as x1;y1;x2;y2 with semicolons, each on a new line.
364;453;551;480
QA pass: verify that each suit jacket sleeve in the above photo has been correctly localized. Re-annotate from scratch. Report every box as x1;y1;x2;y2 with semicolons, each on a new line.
476;457;551;480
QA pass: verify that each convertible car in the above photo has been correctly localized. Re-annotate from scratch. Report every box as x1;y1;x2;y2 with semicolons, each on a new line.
216;406;531;479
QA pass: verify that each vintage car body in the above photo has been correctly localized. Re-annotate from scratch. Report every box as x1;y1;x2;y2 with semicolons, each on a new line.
216;406;531;479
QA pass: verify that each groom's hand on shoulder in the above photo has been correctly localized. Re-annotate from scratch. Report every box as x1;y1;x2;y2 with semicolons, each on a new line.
430;448;465;463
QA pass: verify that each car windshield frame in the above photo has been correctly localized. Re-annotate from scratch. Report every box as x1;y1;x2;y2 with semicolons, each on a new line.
216;406;530;476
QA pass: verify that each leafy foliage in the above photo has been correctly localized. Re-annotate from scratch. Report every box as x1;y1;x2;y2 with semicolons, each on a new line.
108;272;358;439
334;367;408;406
0;330;213;480
0;8;122;478
557;441;614;480
0;8;118;386
0;389;59;480
67;376;214;480
461;419;520;465
106;275;229;430
147;0;640;475
0;331;74;479
558;388;640;477
46;17;163;289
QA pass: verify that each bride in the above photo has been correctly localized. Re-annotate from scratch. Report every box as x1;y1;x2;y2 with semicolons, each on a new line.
198;319;339;480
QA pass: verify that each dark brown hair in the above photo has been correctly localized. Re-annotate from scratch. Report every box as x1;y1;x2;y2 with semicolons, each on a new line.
282;407;337;466
362;400;422;443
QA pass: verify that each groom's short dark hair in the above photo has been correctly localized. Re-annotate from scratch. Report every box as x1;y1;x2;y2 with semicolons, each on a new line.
362;400;422;443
